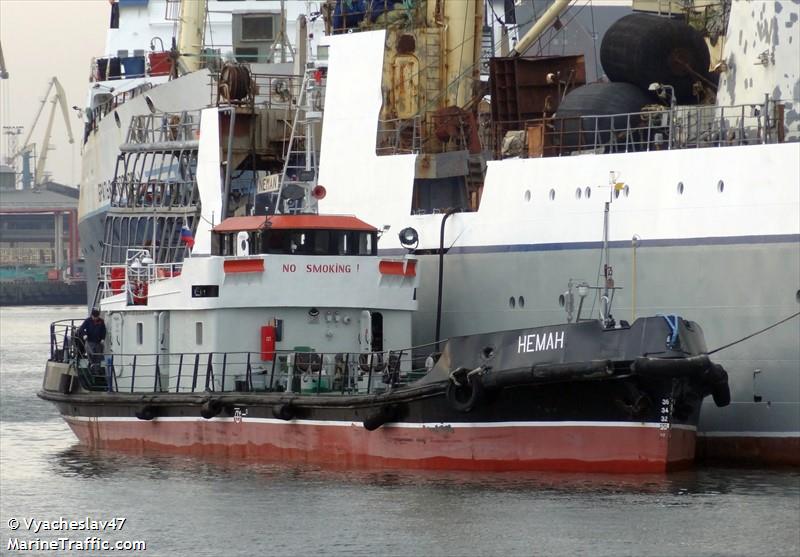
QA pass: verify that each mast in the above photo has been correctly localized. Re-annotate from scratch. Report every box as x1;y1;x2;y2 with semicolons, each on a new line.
176;0;206;73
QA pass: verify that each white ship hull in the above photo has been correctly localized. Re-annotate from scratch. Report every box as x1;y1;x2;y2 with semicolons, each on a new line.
313;30;800;462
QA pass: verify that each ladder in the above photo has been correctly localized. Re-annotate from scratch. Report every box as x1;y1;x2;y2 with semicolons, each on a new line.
276;67;324;214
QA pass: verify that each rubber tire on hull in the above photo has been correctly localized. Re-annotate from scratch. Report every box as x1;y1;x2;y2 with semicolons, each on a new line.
600;13;711;102
135;405;158;421
445;372;484;413
200;400;223;420
272;404;295;421
708;364;731;407
363;404;399;431
554;83;655;150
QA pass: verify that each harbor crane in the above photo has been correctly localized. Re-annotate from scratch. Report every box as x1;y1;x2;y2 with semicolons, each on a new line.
12;77;74;187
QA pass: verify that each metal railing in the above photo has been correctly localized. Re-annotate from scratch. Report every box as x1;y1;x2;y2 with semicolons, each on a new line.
210;71;305;111
88;83;155;133
49;319;427;396
97;249;184;302
125;111;201;146
376;117;421;155
493;99;790;159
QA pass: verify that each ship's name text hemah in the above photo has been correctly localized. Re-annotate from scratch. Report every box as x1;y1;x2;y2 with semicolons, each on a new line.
518;331;565;353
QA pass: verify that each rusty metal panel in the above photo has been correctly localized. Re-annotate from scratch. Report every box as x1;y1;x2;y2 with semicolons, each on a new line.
490;55;586;123
489;54;586;157
392;54;420;119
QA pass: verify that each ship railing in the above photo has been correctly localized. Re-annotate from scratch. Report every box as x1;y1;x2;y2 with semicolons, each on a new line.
110;173;200;209
49;342;429;396
97;257;184;302
124;111;202;146
86;83;155;137
492;98;790;159
376;116;421;155
49;319;84;364
210;71;305;111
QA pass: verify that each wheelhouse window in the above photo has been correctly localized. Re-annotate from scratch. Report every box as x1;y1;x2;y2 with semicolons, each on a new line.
213;229;377;256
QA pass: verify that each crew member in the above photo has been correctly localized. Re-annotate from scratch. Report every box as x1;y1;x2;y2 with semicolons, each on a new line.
77;308;107;362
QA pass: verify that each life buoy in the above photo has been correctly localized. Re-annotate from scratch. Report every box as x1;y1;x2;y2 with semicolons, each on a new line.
130;281;148;304
445;368;484;413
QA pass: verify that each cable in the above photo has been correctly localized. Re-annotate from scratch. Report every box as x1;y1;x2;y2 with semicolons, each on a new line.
588;0;600;79
706;311;800;355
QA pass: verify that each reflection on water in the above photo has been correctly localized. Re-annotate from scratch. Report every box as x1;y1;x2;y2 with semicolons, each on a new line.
2;307;799;557
50;441;800;496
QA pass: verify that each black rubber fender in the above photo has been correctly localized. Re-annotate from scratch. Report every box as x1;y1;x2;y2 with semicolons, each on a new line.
135;405;158;421
445;370;484;413
363;404;399;431
200;399;223;420
708;364;731;407
272;403;295;421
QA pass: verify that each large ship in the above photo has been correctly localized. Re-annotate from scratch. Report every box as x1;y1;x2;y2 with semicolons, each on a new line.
75;0;799;465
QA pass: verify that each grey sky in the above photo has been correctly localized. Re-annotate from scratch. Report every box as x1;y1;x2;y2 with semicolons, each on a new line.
0;0;107;187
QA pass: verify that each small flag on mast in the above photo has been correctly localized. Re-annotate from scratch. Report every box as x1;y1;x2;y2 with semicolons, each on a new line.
180;227;195;248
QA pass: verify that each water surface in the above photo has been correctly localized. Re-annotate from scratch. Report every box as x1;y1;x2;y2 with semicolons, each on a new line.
1;306;798;556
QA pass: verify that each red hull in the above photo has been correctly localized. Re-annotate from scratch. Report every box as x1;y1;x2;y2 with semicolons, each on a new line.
697;435;800;466
65;417;697;473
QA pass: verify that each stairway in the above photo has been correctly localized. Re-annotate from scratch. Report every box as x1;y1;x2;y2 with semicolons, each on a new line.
278;68;325;214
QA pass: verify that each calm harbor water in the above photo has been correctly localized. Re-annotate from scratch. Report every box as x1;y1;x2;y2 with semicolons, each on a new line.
1;306;798;557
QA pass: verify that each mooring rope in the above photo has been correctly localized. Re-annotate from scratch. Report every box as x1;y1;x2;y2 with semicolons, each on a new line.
706;311;800;356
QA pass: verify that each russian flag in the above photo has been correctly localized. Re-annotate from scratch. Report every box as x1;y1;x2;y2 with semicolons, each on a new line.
180;226;195;248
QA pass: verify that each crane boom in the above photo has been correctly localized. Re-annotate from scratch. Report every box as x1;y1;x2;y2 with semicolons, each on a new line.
19;79;56;155
52;77;74;144
28;77;74;186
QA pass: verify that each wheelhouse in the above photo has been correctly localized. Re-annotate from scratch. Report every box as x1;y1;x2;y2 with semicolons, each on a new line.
212;215;378;257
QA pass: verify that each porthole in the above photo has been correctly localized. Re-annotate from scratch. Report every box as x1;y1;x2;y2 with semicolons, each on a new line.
717;180;725;193
614;188;620;199
677;182;685;195
549;189;556;201
575;188;582;200
796;289;800;304
623;185;630;198
114;111;121;128
585;187;591;199
509;296;516;309
145;95;156;114
518;296;525;308
524;190;531;202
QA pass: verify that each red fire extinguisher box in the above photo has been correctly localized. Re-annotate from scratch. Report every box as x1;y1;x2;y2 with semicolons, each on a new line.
260;325;276;361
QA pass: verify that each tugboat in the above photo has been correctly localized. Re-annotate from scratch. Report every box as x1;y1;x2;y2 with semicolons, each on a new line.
40;210;730;473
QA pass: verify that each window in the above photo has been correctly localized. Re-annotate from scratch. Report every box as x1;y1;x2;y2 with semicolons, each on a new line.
136;322;143;345
195;322;203;345
241;16;275;41
359;232;374;255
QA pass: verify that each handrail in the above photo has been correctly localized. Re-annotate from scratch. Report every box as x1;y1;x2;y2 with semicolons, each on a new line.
493;98;789;159
49;318;435;396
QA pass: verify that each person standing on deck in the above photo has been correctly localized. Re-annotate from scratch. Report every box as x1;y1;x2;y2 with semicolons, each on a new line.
77;308;106;362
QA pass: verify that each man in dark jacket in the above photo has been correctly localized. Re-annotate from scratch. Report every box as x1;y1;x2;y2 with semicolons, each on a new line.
77;309;106;361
